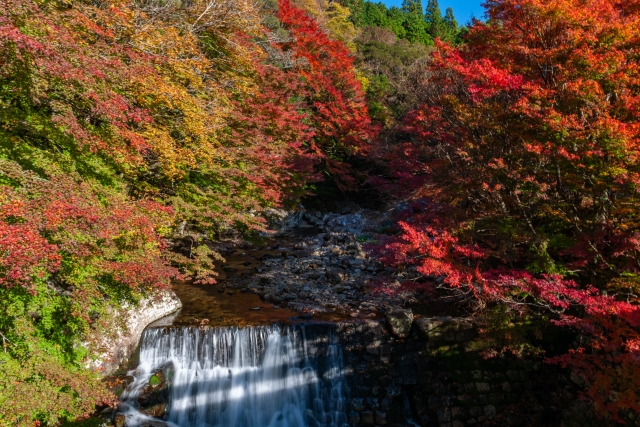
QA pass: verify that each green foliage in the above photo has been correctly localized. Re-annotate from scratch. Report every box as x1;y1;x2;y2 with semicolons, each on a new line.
424;0;443;38
0;283;114;426
526;240;567;276
345;0;464;46
443;7;459;42
478;305;547;359
355;26;432;125
148;375;161;387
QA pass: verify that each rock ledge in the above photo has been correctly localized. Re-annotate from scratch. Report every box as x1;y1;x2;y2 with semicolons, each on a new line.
89;291;182;376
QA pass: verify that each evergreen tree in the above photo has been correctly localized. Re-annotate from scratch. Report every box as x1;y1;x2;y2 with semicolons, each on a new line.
402;0;424;17
402;0;430;44
443;7;458;43
425;0;444;39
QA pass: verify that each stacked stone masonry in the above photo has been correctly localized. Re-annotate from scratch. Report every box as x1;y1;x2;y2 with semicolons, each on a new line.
328;315;597;427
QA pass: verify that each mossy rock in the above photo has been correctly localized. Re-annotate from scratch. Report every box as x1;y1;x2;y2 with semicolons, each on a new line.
149;374;162;387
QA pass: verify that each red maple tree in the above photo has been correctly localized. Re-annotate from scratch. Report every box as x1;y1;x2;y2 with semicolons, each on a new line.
374;0;640;420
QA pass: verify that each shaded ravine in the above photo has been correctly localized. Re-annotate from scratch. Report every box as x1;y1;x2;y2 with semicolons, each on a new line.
118;325;349;427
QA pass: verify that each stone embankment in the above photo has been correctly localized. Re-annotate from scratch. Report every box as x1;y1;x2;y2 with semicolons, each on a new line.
336;313;593;427
90;291;182;376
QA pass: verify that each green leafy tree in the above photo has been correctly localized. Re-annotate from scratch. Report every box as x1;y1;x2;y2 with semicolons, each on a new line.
387;6;408;38
361;1;391;27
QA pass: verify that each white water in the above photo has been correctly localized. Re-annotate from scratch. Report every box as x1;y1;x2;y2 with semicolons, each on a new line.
120;325;349;427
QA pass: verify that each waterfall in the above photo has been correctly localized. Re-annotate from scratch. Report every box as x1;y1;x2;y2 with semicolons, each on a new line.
119;325;349;427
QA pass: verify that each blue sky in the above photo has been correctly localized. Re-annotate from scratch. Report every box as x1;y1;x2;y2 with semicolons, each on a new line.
381;0;486;24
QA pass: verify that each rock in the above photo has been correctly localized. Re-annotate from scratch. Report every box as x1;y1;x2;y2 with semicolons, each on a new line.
325;213;365;234
386;308;414;338
138;366;172;408
331;247;343;256
149;370;166;387
263;208;303;232
484;405;497;418
294;249;314;258
437;408;451;422
361;411;375;425
89;291;182;376
346;243;360;251
380;397;390;411
327;268;347;283
352;398;365;411
367;397;379;408
348;411;361;425
141;402;169;419
139;421;171;427
415;316;475;342
476;382;491;392
250;307;261;311
98;407;114;422
376;410;387;425
114;413;126;427
106;375;135;398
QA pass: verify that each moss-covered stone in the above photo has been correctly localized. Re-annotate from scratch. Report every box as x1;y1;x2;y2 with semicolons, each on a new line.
149;374;161;387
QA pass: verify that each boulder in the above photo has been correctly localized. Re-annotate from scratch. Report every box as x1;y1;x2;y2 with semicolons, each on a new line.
415;317;476;342
114;413;126;427
294;249;314;258
262;208;303;232
138;365;173;409
139;421;171;427
324;213;365;235
326;268;347;283
141;402;169;419
386;308;414;338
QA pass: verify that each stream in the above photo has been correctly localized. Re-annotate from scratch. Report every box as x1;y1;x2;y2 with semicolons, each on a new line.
115;227;360;427
113;211;426;427
119;325;348;427
107;210;583;427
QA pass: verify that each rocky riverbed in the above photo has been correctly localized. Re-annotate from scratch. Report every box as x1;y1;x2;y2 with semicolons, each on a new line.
211;207;424;322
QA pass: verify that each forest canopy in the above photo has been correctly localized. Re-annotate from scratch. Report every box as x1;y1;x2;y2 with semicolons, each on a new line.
1;0;639;425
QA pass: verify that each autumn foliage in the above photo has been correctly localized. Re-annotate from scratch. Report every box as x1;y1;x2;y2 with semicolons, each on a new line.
275;0;376;189
0;0;372;424
4;0;640;423
373;0;640;421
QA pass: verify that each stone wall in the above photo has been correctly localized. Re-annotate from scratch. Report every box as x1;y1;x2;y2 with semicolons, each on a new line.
330;317;592;427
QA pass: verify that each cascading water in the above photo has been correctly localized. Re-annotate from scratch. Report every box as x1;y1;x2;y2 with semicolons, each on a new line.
119;325;349;427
